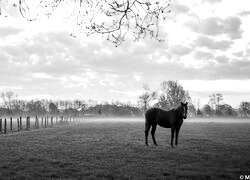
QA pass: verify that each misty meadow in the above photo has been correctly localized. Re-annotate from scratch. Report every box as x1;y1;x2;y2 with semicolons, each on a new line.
1;0;250;179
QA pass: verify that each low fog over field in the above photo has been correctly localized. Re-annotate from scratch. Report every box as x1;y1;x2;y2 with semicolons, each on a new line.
0;120;250;179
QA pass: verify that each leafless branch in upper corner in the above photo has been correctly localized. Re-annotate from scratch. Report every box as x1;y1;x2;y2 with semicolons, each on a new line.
2;0;171;46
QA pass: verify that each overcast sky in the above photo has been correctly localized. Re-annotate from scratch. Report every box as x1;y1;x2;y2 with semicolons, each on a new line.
0;0;250;108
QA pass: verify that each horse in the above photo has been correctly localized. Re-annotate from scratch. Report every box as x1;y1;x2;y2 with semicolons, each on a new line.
145;102;188;147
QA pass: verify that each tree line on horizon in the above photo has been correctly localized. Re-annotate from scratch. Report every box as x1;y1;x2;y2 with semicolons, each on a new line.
0;92;141;117
1;80;250;118
138;80;250;118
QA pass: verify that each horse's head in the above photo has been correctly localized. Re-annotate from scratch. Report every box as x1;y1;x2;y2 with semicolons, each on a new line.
180;102;188;119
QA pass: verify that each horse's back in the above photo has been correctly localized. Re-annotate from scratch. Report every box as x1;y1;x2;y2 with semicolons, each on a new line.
156;109;176;128
145;108;177;128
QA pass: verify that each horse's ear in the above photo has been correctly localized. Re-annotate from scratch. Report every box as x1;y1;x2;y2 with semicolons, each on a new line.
181;102;184;106
185;102;188;106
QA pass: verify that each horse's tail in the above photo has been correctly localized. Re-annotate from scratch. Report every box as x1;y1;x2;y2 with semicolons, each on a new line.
145;108;158;145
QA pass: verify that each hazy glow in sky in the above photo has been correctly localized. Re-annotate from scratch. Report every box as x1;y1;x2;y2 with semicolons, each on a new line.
1;0;250;108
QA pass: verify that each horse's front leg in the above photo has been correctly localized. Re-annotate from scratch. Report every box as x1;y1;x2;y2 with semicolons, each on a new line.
151;124;158;146
171;127;175;148
175;126;180;146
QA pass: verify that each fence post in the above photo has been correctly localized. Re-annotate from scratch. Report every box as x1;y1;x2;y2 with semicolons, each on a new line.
41;117;43;127
26;117;28;130
45;117;47;128
4;118;7;134
10;117;12;132
26;117;29;130
38;116;39;128
51;116;53;127
20;116;22;130
28;116;30;129
35;116;39;128
34;116;37;128
35;116;37;128
43;116;46;128
17;118;20;131
0;118;2;133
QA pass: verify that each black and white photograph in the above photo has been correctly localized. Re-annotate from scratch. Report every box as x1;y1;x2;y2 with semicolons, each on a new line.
0;0;250;179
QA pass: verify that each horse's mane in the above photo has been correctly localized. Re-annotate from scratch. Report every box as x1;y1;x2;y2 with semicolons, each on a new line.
175;105;182;111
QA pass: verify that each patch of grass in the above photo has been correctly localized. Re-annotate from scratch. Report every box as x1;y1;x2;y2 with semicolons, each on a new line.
0;120;250;179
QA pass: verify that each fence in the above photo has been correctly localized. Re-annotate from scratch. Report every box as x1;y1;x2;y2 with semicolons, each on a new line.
0;116;82;135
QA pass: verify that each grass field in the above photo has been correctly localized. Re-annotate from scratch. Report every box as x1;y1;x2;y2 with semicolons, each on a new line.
0;118;250;180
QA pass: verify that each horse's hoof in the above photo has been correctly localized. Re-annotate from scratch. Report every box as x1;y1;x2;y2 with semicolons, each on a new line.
145;143;148;146
154;143;158;146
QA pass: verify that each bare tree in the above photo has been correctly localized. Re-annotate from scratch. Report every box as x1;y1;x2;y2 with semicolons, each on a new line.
1;91;18;115
209;93;216;110
239;101;250;118
49;102;59;114
26;100;47;115
138;84;156;112
74;100;87;113
157;80;190;110
1;0;171;46
202;104;213;117
209;93;223;114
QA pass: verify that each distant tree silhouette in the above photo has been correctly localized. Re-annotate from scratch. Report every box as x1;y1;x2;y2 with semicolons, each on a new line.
63;108;78;117
84;103;142;116
209;93;223;115
26;100;47;115
138;84;156;112
49;102;58;114
202;104;213;117
217;104;237;117
157;80;190;110
12;99;26;115
73;100;87;113
197;108;202;116
98;108;102;115
0;91;18;115
187;103;196;117
239;102;250;118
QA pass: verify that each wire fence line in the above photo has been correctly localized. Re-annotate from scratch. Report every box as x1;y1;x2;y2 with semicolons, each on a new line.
0;116;82;135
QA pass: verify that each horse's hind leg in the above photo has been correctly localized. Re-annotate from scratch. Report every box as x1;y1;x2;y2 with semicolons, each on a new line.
145;122;151;146
151;124;158;146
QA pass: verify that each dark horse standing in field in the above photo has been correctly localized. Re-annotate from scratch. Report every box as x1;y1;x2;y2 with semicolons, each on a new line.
145;102;188;147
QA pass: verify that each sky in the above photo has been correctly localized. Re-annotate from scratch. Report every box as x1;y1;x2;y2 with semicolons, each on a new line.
0;0;250;108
